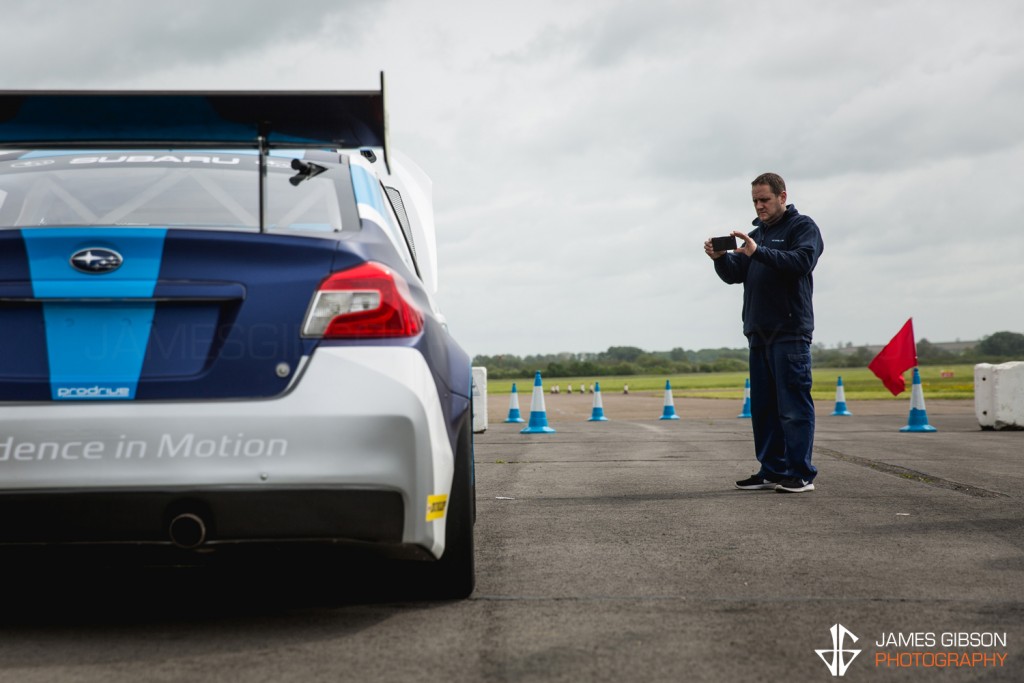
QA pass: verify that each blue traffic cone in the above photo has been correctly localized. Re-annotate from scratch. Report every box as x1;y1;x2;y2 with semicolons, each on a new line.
588;381;609;421
659;380;680;420
521;372;556;433
737;378;752;418
504;383;525;423
900;368;936;432
830;376;853;416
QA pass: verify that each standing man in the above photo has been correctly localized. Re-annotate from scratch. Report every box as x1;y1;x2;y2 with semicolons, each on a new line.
705;173;824;493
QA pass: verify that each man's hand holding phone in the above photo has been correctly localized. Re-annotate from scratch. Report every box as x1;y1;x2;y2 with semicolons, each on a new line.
705;234;736;260
705;232;757;259
730;230;757;256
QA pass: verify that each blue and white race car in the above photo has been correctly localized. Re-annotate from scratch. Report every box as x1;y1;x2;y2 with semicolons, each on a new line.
0;81;475;598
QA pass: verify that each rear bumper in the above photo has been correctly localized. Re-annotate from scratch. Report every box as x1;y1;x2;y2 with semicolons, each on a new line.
0;347;457;558
0;487;403;542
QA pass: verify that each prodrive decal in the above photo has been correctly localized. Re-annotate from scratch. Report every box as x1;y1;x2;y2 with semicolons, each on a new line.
0;434;288;462
55;385;132;400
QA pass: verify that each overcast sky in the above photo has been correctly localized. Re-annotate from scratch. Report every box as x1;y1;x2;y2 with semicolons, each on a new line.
3;0;1022;357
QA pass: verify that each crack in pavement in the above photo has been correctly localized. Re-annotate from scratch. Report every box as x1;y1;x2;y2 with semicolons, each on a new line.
814;445;1008;498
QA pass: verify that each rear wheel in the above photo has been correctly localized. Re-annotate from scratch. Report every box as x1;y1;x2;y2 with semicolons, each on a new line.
419;415;475;599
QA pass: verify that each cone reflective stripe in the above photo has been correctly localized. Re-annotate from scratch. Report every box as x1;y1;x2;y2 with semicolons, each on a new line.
831;376;853;416
521;372;556;433
900;368;936;432
660;379;680;420
588;381;608;421
737;378;752;418
504;382;525;423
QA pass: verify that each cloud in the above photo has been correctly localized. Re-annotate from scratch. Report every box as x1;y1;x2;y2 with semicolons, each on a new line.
0;0;378;87
2;0;1021;356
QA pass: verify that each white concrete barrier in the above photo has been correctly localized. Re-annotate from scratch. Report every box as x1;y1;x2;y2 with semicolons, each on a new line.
975;364;995;428
974;361;1024;430
471;366;488;433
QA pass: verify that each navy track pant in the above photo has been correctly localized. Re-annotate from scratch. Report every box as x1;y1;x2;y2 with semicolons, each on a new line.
749;340;817;482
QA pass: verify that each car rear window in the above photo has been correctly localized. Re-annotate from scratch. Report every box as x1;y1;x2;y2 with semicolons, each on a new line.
0;151;347;233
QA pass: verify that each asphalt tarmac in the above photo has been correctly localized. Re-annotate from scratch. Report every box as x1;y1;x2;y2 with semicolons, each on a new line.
472;393;1023;681
0;393;1020;682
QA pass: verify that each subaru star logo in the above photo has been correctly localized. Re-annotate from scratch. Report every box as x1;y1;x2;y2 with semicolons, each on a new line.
70;248;123;274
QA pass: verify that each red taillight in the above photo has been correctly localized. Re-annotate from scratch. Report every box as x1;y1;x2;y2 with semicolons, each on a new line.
303;262;424;339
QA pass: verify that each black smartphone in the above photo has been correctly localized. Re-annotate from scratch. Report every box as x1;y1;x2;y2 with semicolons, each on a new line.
711;235;737;252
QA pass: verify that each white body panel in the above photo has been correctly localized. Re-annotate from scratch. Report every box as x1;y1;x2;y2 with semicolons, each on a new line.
389;150;438;296
0;347;454;557
346;147;439;297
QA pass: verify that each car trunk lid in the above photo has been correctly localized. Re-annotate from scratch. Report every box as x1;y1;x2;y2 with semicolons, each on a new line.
0;227;349;401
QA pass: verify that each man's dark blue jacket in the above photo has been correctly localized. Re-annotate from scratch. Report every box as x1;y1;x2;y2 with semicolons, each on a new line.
714;204;824;347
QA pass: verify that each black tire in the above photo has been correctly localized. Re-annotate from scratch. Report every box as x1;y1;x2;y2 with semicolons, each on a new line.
419;414;475;599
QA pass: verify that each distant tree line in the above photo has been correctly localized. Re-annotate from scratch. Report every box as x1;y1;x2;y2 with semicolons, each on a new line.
474;331;1024;379
810;331;1024;368
475;346;748;380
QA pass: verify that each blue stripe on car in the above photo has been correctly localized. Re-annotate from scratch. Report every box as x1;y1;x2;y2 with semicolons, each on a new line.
350;164;387;215
22;228;167;400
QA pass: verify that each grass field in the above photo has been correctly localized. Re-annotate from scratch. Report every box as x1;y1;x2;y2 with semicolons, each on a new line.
485;365;976;400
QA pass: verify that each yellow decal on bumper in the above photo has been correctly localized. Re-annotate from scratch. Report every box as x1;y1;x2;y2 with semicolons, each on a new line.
426;494;448;522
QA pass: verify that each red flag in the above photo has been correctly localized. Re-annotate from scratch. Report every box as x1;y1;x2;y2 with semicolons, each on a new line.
868;318;917;396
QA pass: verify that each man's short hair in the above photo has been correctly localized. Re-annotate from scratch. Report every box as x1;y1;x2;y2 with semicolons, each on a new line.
751;173;786;196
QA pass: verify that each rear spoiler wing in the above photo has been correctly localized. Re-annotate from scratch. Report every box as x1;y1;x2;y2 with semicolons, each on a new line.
0;73;387;155
0;74;391;230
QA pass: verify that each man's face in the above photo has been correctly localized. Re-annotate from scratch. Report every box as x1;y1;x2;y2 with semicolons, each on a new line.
752;184;787;224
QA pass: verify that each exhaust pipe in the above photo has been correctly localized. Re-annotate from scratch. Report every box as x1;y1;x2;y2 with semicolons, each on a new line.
168;513;207;549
